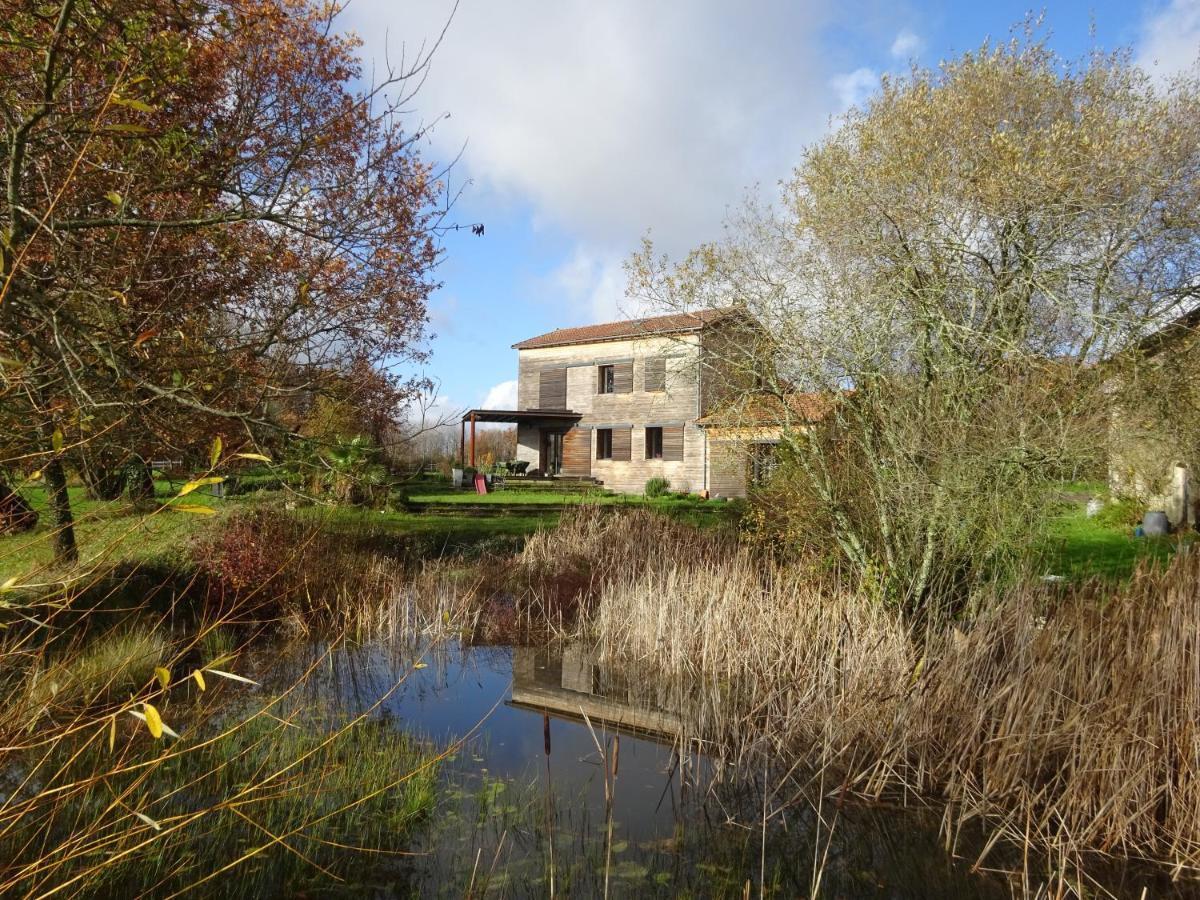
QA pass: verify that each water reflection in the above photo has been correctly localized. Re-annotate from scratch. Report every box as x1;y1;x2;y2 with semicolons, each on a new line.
265;637;1034;897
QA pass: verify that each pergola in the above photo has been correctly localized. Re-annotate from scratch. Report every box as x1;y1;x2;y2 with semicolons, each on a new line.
458;408;580;467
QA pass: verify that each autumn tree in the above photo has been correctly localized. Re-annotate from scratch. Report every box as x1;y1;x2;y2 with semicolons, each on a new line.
633;32;1200;619
1;0;444;562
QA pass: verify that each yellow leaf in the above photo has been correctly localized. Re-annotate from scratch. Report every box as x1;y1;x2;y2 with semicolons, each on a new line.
413;662;428;670
192;669;206;691
173;504;216;516
51;428;64;452
154;666;170;690
142;702;163;739
0;576;17;593
104;191;123;207
108;715;116;753
210;436;223;469
234;452;272;463
129;707;179;738
29;470;42;480
112;96;157;113
178;476;223;496
908;654;926;689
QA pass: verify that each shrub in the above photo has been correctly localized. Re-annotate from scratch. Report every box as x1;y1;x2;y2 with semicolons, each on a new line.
644;476;671;498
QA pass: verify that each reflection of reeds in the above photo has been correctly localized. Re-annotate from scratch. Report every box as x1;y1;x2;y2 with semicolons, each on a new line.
522;508;1200;884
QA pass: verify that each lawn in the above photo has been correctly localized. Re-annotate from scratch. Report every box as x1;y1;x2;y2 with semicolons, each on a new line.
0;478;733;581
0;483;232;582
1039;488;1188;581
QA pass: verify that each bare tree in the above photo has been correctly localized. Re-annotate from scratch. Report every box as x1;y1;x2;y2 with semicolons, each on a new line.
632;30;1200;619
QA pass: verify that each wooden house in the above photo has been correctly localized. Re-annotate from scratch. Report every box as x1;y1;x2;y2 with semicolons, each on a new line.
459;308;778;496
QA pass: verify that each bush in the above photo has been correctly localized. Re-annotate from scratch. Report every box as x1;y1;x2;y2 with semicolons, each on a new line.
644;476;671;498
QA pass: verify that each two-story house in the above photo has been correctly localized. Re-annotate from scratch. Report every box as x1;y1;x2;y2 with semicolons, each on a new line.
459;308;780;496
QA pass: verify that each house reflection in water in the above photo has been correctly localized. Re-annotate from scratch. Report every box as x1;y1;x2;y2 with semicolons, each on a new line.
510;644;687;742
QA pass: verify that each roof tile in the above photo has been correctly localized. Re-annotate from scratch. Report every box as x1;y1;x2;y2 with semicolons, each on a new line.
513;307;735;350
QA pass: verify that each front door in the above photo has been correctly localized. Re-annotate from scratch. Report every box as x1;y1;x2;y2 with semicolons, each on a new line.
541;430;565;475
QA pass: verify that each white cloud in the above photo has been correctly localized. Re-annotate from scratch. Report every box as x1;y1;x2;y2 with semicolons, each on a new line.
545;248;658;324
829;67;879;111
1137;0;1200;81
889;28;923;60
481;379;518;409
344;0;837;257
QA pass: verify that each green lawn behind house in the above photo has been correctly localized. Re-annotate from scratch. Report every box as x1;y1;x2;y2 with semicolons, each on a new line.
1038;484;1189;581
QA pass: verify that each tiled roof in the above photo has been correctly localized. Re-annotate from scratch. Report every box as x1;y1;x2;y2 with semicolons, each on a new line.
512;307;737;350
696;392;838;427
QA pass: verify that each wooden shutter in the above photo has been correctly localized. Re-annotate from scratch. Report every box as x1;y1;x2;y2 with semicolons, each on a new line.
612;361;633;394
644;357;666;392
662;425;684;462
562;428;592;476
611;426;632;461
539;367;567;409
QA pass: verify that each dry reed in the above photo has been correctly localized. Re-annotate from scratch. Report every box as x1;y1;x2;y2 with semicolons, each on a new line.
535;508;1200;880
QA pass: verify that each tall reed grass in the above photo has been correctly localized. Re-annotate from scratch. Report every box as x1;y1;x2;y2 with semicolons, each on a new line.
530;508;1200;880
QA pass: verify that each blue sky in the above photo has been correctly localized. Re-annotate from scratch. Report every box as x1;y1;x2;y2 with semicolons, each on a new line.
340;0;1200;418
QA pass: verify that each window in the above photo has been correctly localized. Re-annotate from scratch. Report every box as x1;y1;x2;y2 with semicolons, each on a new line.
597;365;615;394
750;442;778;485
645;426;663;459
596;428;613;460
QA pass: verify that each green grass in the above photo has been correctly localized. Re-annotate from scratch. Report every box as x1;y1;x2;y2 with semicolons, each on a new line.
0;483;237;581
1040;494;1187;581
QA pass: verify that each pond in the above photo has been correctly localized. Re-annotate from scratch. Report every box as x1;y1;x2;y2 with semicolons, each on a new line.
263;638;1051;898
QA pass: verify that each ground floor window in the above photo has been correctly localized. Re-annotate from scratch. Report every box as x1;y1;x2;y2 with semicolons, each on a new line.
750;442;779;485
596;428;613;460
645;426;663;459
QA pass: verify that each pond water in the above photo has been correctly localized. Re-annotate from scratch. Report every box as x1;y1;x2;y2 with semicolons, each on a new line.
264;638;1043;898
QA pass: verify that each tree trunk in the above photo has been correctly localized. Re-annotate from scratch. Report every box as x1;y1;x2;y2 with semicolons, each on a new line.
44;457;78;564
0;477;38;534
126;458;155;501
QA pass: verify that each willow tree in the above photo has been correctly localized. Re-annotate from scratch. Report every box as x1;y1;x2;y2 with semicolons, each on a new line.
1;0;443;562
632;33;1200;619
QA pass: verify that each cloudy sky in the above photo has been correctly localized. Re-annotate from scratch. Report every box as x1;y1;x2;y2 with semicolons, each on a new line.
340;0;1200;416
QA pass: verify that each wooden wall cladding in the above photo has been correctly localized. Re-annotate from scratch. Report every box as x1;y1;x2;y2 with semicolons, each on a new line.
662;425;684;462
611;362;633;394
562;427;592;475
644;357;666;392
539;367;567;408
611;426;632;461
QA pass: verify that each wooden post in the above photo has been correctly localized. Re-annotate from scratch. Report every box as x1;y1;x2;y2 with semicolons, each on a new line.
470;413;477;467
459;417;465;466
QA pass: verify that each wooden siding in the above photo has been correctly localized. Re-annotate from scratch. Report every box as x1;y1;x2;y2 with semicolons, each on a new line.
610;426;632;462
611;361;633;393
562;427;592;476
538;367;567;409
644;356;666;392
515;335;706;492
708;441;748;498
662;425;684;462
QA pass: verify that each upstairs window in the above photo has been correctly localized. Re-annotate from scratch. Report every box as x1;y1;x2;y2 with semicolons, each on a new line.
597;365;615;394
596;428;613;459
645;427;663;460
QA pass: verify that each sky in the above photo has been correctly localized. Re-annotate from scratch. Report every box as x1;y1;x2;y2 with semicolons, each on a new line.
339;0;1200;419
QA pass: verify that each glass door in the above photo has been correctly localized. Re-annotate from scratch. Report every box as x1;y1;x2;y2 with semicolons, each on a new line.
541;430;564;475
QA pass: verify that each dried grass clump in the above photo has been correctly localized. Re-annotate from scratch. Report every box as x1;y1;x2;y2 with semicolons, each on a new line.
511;507;738;620
561;511;1200;874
